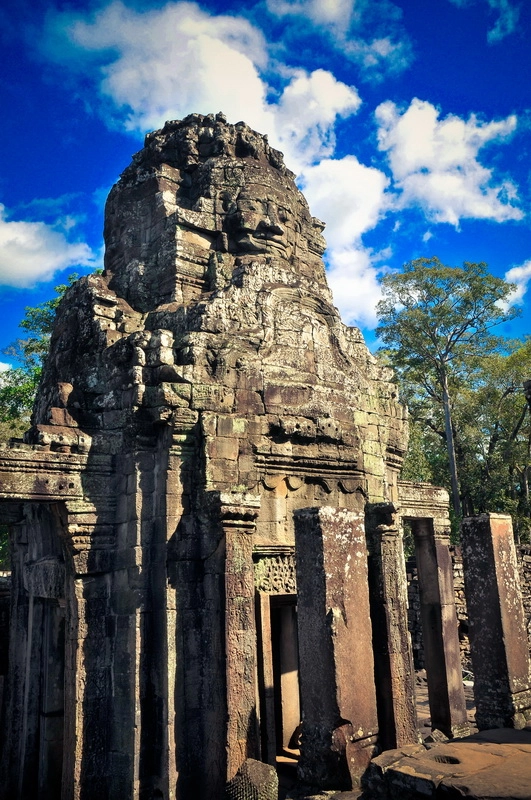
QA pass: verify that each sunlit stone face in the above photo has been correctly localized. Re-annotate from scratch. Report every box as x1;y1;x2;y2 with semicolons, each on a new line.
104;114;329;309
224;187;293;257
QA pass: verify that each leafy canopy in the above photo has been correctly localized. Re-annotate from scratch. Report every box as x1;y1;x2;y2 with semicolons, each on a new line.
0;275;78;432
376;257;519;379
376;256;520;522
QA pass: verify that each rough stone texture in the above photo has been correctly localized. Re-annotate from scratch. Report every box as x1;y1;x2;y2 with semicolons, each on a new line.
461;514;531;731
362;727;531;800
0;114;528;800
397;483;469;740
225;758;278;800
365;502;417;751
0;115;408;800
294;506;379;790
517;544;531;654
0;572;10;714
408;548;473;675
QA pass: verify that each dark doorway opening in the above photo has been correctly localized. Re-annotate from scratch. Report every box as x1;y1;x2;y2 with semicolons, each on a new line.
270;595;300;759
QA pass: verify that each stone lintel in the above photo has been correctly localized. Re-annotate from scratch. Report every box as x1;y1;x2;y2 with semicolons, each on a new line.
219;492;261;530
461;513;531;730
295;506;378;790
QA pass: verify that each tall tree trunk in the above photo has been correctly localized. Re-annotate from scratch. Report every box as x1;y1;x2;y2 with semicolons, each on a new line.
441;369;462;519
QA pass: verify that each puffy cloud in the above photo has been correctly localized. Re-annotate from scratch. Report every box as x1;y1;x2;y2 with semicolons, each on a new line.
447;0;520;43
274;70;361;169
56;1;272;135
325;246;385;327
300;155;389;246
299;155;390;325
266;0;355;28
43;2;360;171
0;362;10;372
504;260;531;307
375;98;522;225
0;205;94;288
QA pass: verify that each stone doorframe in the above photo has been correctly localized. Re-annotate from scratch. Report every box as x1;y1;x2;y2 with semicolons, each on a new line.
397;481;469;738
253;546;298;766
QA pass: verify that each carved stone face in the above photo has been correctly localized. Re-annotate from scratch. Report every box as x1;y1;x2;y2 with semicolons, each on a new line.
224;188;293;257
105;115;328;309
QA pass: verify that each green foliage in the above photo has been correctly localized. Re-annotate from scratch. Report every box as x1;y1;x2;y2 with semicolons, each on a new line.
378;256;530;538
0;275;78;438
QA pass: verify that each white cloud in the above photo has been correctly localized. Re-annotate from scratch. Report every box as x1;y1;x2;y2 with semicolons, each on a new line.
60;1;272;135
326;246;385;327
447;0;520;43
375;98;522;225
0;362;10;373
299;155;390;325
266;0;413;79
44;2;360;172
274;70;361;170
0;205;94;288
504;260;531;307
300;155;389;246
266;0;355;28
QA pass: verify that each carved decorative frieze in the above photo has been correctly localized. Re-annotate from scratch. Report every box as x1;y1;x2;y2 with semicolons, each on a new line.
253;548;296;594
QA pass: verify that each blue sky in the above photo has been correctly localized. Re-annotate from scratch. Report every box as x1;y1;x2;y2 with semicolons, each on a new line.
0;0;530;366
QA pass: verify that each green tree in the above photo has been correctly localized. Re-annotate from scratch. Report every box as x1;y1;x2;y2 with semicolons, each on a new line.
0;275;78;439
376;257;519;520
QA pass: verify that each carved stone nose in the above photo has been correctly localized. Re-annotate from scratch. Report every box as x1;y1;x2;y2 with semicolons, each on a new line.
259;216;284;236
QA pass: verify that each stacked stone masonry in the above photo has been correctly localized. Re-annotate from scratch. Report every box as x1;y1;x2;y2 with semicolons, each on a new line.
0;115;529;800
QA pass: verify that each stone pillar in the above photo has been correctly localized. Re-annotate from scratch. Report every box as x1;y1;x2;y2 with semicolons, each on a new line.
220;493;261;780
294;507;378;791
411;518;469;738
461;513;531;729
365;503;418;750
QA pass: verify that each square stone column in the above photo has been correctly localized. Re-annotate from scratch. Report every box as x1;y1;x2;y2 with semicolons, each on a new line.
365;503;418;750
294;507;378;791
220;493;261;780
411;518;469;738
461;513;531;729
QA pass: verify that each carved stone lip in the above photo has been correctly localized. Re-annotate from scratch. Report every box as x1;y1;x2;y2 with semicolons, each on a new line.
235;232;289;254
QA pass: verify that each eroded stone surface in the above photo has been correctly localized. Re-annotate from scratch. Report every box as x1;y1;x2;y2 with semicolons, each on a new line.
0;114;408;800
461;514;531;731
362;728;531;800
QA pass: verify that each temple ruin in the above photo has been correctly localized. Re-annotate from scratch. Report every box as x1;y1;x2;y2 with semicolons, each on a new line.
0;114;529;800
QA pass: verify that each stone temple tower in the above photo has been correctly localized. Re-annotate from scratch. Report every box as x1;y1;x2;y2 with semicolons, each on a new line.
0;114;417;799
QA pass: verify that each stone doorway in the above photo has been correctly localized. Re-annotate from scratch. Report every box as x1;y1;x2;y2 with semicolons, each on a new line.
255;579;301;770
407;517;469;739
270;595;301;758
